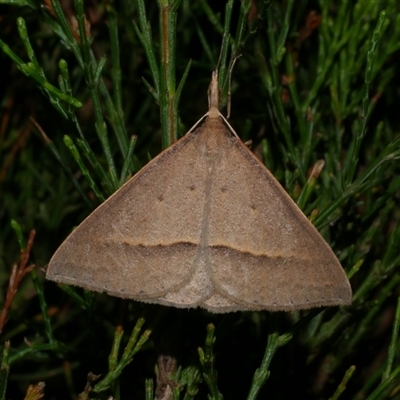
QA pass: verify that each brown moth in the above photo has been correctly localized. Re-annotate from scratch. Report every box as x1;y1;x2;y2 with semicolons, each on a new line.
46;71;352;312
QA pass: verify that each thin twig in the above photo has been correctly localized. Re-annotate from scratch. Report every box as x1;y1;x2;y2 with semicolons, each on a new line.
0;230;36;334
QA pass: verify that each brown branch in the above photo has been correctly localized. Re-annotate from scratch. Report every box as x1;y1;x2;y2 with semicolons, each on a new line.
24;381;45;400
0;230;36;334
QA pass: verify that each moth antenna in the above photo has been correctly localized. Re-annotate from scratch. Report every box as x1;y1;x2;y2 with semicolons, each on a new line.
227;53;242;119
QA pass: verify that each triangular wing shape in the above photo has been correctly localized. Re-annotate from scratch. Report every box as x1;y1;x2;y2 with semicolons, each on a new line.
197;119;352;312
47;129;213;301
47;111;352;312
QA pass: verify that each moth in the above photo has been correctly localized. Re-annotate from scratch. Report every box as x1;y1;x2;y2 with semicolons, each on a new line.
47;71;352;312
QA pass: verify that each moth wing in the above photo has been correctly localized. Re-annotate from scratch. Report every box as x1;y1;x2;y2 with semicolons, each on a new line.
204;129;352;312
47;131;209;300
